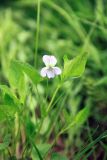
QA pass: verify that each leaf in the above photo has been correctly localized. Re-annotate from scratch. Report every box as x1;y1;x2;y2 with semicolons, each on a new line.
32;144;43;160
9;60;23;87
51;153;68;160
74;131;107;160
0;134;11;150
62;52;88;80
0;104;17;121
82;147;97;160
25;118;35;138
4;94;15;106
32;143;51;160
11;60;42;85
37;143;51;158
30;138;43;160
61;107;90;134
63;109;72;124
74;107;90;126
9;61;26;103
18;73;26;103
0;85;19;122
0;85;20;105
95;76;107;86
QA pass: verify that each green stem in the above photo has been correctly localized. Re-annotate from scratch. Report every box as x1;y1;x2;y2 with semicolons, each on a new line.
7;148;12;159
46;85;61;113
87;121;96;160
36;84;61;139
35;0;41;67
44;122;75;159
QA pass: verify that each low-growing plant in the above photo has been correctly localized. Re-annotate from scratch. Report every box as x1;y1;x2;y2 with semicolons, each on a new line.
0;0;107;160
0;50;89;160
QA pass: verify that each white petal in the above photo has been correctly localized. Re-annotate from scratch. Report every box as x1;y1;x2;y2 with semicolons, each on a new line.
43;55;57;67
50;56;57;66
43;55;50;66
53;67;62;75
46;68;55;78
40;67;47;77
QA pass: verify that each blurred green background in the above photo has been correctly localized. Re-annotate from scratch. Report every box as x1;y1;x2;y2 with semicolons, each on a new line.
0;0;107;159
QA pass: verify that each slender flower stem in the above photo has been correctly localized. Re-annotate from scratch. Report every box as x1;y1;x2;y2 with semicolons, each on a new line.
35;0;41;67
36;83;61;139
45;79;49;100
7;148;12;159
46;84;61;113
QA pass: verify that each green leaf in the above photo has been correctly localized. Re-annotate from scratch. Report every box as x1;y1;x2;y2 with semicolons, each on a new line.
74;131;107;160
51;153;68;160
61;107;90;133
95;76;107;86
0;107;5;121
0;85;20;105
0;104;17;121
74;107;90;126
32;143;51;160
36;143;51;158
62;52;88;80
9;61;26;103
0;134;11;150
30;139;44;160
82;147;97;160
4;94;15;106
10;60;42;85
0;85;19;122
25;118;35;138
9;60;23;88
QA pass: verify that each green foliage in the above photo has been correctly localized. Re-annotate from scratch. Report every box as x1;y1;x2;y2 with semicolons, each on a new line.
0;85;19;122
9;61;26;104
0;104;17;121
32;143;51;160
74;131;107;160
10;60;42;85
25;118;36;138
74;106;90;126
61;107;90;134
51;153;68;160
0;134;11;150
62;52;88;80
0;0;107;159
0;85;20;105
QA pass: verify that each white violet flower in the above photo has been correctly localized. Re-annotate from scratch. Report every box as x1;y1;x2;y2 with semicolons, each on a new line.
40;55;62;78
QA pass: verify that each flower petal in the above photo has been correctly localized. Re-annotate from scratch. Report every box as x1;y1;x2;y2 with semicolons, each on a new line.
40;67;47;77
53;67;62;75
50;56;57;66
43;55;50;66
46;68;55;78
43;55;57;67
